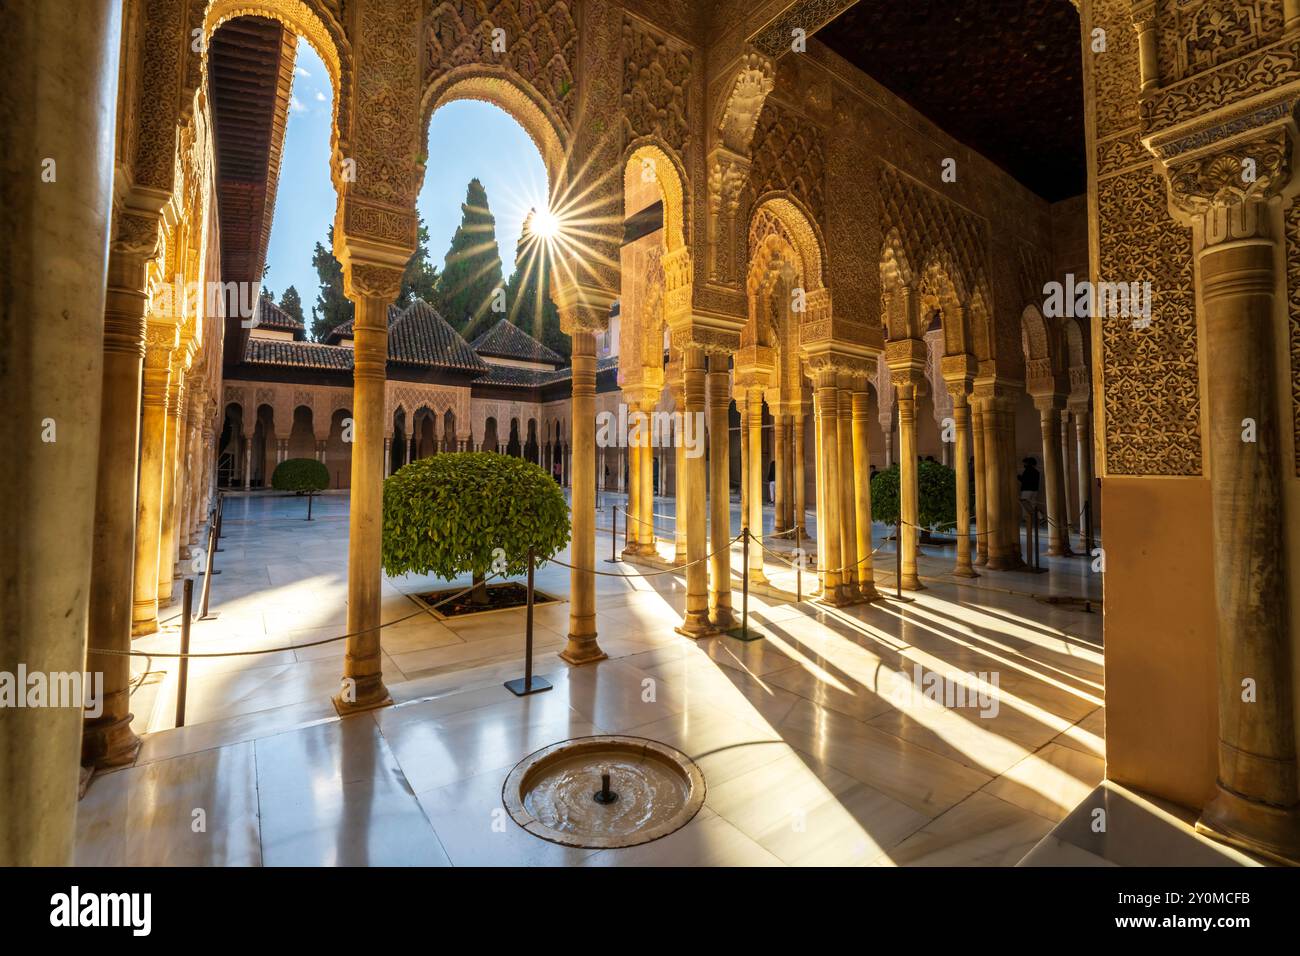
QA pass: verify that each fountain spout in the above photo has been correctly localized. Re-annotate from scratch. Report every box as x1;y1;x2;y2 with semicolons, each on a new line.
593;771;619;805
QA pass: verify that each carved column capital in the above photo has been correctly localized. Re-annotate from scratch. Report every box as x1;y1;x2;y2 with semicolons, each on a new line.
1163;126;1294;222
344;262;404;304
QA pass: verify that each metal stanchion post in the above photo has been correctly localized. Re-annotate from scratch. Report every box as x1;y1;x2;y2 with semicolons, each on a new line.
306;492;314;521
214;492;224;552
1085;499;1094;557
606;507;620;563
895;517;903;600
176;579;193;728
741;528;750;641
506;547;551;696
197;515;220;620
795;525;802;603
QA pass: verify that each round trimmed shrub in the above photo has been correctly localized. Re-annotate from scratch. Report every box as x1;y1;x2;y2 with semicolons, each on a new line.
869;460;957;531
382;452;571;583
271;457;329;493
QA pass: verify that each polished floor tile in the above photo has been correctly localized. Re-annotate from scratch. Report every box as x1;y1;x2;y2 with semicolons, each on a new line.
80;494;1125;867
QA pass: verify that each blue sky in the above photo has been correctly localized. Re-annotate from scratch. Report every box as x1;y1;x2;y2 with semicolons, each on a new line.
262;38;550;314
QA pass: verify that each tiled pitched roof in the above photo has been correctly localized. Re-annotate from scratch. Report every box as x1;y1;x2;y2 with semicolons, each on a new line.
478;355;618;388
243;336;353;370
470;318;564;366
324;304;399;343
388;298;490;372
325;318;353;342
474;364;555;387
256;296;306;338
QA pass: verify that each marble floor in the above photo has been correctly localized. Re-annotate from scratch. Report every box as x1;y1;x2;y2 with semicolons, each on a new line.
79;490;1107;865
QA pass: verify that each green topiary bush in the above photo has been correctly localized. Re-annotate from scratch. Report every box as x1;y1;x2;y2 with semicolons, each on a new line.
870;460;957;531
271;457;329;493
382;452;570;592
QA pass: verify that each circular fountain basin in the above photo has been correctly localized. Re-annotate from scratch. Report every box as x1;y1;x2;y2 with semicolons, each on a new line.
502;735;706;850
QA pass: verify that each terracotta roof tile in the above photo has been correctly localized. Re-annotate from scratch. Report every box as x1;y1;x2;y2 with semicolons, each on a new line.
387;298;490;372
256;295;306;338
243;336;353;370
470;318;564;366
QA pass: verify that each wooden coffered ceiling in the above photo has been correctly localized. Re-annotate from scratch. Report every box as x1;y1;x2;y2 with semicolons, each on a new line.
207;15;295;362
818;0;1086;202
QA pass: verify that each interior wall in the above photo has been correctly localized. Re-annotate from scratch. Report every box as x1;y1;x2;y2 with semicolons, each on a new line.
1102;475;1218;809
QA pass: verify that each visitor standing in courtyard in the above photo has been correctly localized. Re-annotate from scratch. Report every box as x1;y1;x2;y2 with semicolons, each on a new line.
1019;457;1041;519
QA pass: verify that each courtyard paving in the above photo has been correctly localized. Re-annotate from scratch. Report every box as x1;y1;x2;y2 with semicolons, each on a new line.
77;490;1111;866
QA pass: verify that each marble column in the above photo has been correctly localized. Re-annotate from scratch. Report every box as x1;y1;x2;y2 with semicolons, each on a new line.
157;362;186;604
678;347;713;636
813;368;844;604
383;437;392;477
745;387;767;587
638;397;656;555
851;383;880;600
837;378;860;599
999;395;1025;567
336;268;396;713
774;411;788;533
708;353;734;627
793;407;807;535
1193;197;1300;862
242;435;252;490
738;396;749;530
672;386;688;563
0;0;121;865
973;403;988;566
949;385;977;577
1073;406;1093;537
783;415;796;531
623;420;641;557
131;329;174;636
177;406;198;565
894;373;924;591
1035;395;1071;556
83;241;151;769
1060;408;1076;542
562;327;606;664
813;388;827;584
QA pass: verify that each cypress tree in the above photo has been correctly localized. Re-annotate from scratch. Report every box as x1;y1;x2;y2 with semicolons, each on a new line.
437;178;505;339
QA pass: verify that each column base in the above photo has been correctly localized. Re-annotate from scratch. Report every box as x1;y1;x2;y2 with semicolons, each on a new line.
1195;784;1300;866
709;607;735;631
130;613;158;638
81;713;142;769
332;675;392;716
1047;546;1076;558
900;574;925;591
975;552;988;567
747;570;769;588
675;610;718;640
952;565;979;579
560;633;608;666
856;582;884;602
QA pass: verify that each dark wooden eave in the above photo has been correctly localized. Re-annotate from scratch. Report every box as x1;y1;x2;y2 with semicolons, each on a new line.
208;15;296;366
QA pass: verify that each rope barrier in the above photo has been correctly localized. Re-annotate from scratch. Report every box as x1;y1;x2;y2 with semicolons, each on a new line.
112;502;1097;663
613;504;677;532
87;571;509;660
546;532;745;578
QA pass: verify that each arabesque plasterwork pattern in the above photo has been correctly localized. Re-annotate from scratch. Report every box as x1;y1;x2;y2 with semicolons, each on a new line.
622;15;692;155
1096;168;1201;476
425;0;578;128
1155;0;1286;85
1287;200;1300;476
